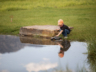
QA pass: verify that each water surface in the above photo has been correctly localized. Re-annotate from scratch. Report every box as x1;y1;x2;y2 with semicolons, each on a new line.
0;35;89;72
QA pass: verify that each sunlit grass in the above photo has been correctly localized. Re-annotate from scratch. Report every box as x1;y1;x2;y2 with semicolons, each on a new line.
0;0;96;41
0;0;96;11
0;5;96;41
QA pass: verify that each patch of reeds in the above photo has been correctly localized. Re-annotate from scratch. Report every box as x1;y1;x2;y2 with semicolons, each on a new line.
87;38;96;72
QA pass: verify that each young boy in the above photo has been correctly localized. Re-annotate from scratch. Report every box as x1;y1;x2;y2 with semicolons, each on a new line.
56;19;71;38
57;39;71;58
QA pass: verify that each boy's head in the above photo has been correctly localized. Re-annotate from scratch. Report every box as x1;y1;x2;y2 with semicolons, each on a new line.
58;51;64;58
58;19;64;27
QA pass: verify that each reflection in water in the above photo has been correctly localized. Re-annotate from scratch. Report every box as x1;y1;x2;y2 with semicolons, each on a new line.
0;35;44;54
56;39;71;58
0;70;9;72
25;62;57;72
0;53;1;65
0;35;89;72
20;36;57;45
0;35;25;53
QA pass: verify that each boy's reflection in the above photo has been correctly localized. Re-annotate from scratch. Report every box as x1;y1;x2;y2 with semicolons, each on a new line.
57;39;71;58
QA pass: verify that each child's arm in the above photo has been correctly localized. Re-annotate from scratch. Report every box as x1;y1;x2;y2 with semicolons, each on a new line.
56;30;63;36
57;42;63;48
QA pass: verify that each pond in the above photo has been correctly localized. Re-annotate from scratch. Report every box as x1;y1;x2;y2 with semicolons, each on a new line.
0;35;89;72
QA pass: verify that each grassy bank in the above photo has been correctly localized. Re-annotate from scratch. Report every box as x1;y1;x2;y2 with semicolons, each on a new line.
0;0;96;41
87;38;96;72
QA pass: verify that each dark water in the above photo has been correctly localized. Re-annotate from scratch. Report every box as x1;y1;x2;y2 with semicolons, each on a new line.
0;35;89;72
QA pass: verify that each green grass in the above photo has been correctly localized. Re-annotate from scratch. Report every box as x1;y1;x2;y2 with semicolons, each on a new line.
0;0;96;41
0;0;96;71
0;0;96;11
0;6;96;41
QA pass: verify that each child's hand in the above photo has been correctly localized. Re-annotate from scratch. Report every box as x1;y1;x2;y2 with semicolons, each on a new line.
56;29;60;31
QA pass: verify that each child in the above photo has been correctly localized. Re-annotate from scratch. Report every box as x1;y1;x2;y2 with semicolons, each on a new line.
57;39;71;58
56;19;71;38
